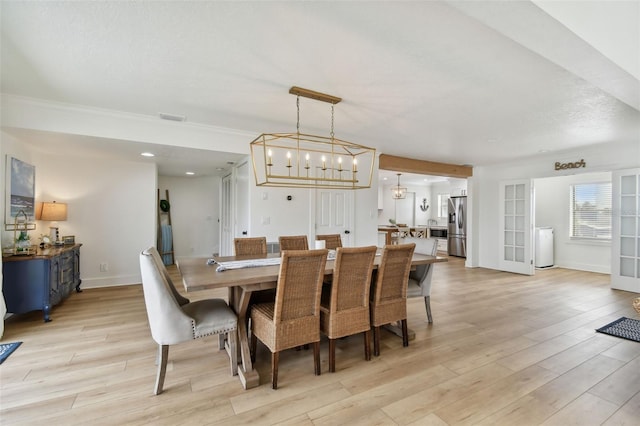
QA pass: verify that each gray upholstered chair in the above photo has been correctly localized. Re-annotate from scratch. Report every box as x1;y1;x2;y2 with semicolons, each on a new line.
140;247;238;395
404;237;438;323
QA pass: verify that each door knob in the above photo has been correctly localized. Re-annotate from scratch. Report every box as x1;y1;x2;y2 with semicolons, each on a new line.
344;230;350;234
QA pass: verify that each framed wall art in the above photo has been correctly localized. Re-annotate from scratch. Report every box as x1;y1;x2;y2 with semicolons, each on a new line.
5;155;36;226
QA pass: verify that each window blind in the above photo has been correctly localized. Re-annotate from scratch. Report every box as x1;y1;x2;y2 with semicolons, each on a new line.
570;182;612;239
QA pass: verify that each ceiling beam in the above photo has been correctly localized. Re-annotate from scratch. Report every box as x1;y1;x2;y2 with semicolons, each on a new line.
379;154;473;178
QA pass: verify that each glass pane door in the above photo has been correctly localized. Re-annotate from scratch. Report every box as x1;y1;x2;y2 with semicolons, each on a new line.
612;169;640;292
499;179;534;275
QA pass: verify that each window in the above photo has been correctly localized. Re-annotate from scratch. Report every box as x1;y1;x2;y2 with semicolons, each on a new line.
570;182;612;239
437;194;449;218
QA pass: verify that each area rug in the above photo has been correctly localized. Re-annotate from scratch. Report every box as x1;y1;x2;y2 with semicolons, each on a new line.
596;317;640;343
0;342;22;365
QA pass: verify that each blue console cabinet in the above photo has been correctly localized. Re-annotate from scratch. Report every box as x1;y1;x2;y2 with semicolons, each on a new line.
2;244;81;322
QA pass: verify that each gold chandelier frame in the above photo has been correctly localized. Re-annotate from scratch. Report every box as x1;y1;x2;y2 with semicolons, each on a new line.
250;87;376;189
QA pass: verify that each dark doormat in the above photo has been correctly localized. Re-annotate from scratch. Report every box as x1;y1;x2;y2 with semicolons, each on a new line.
0;342;23;364
596;317;640;343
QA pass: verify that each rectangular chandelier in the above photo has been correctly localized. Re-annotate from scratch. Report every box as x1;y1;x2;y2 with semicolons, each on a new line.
250;87;376;189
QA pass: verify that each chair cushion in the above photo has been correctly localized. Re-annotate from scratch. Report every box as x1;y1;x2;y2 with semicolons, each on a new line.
182;299;237;339
406;279;423;298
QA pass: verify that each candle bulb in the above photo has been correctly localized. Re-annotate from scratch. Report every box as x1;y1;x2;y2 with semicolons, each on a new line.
353;158;358;172
305;153;310;168
286;151;291;167
321;155;326;170
338;157;343;171
267;149;273;166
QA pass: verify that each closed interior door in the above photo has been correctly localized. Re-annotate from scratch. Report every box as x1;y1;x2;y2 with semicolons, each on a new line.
315;190;354;246
220;173;233;256
235;161;249;239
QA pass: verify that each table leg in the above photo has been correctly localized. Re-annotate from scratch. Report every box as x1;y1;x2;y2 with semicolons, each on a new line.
382;322;416;341
231;287;260;389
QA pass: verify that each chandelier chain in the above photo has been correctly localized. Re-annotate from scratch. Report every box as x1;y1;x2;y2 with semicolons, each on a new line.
330;103;335;140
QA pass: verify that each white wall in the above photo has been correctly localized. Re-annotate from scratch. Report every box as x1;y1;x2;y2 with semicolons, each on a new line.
1;132;157;289
158;175;221;257
472;140;639;272
246;158;380;248
534;172;611;273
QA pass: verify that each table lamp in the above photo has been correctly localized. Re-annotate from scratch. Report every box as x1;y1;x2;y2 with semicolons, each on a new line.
38;201;67;243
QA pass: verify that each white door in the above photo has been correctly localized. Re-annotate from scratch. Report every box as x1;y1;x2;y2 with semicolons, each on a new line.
235;161;250;239
220;173;233;256
314;190;354;247
611;168;640;292
498;179;534;275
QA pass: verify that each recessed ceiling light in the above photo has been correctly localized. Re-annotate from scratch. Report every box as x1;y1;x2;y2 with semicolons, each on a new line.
185;172;195;175
383;177;388;181
216;167;224;171
141;152;155;157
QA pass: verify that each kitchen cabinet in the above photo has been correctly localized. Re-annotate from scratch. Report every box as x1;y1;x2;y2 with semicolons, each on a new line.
2;244;82;322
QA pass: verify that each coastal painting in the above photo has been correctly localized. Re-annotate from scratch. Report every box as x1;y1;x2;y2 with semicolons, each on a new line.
5;156;35;224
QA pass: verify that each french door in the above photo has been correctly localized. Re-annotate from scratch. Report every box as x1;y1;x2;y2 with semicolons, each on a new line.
498;179;534;275
611;168;640;292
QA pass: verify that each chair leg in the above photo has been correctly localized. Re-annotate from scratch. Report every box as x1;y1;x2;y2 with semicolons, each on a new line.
313;341;321;376
373;326;380;356
329;339;336;373
218;333;225;350
401;319;409;347
154;344;169;395
227;330;238;376
364;329;371;361
424;296;433;323
271;351;279;390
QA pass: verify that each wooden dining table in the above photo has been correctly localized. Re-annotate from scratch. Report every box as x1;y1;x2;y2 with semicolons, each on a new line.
177;251;447;389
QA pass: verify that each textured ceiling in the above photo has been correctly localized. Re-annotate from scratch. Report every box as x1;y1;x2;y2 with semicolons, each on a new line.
1;1;638;177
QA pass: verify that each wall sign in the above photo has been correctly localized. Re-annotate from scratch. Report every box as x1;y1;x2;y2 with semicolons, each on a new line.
555;159;586;171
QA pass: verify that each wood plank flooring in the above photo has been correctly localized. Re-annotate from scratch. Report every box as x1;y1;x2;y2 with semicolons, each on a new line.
1;257;639;425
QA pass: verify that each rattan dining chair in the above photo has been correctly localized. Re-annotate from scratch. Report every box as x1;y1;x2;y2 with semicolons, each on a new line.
405;237;438;323
320;246;377;372
279;235;309;251
370;243;415;356
315;234;343;250
234;237;267;256
250;249;328;389
139;247;238;395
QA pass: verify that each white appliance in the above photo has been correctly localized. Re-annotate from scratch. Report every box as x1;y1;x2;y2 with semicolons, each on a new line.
535;227;554;268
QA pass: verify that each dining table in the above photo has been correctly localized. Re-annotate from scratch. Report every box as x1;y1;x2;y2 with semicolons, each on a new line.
177;250;447;389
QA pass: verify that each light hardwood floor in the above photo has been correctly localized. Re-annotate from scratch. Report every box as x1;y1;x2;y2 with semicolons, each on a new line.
1;257;639;425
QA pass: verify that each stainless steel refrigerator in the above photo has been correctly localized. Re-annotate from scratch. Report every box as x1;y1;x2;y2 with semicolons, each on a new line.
448;196;467;258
